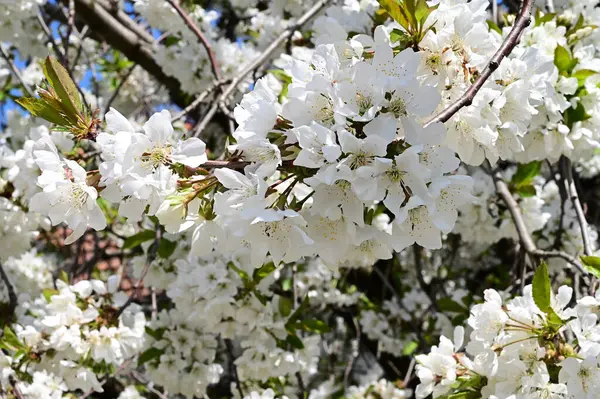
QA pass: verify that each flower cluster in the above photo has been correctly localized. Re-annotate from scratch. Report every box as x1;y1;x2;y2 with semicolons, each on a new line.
3;0;600;397
2;277;145;394
415;264;600;398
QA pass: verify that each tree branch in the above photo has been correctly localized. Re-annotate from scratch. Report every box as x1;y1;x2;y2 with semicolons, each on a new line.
104;64;138;115
166;0;221;81
493;172;588;275
343;317;360;390
426;0;534;126
130;371;168;399
10;378;24;399
95;0;154;44
193;101;220;137
37;9;68;67
193;0;331;136
0;262;17;320
225;338;244;398
64;0;76;71
68;0;188;108
561;156;594;256
171;79;227;123
114;230;160;318
0;46;34;97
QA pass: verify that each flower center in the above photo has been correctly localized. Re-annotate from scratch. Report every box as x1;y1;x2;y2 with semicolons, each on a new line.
385;165;405;183
356;92;373;115
70;184;90;210
143;146;172;168
388;97;408;118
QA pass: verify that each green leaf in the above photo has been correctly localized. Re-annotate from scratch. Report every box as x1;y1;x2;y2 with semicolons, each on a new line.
267;69;292;84
43;57;83;117
564;102;591;128
301;319;331;333
42;288;59;303
253;262;277;282
157;238;177;259
278;296;294;317
137;347;164;366
281;278;292;292
403;0;418;27
378;0;410;30
163;36;181;47
445;392;481;399
2;326;23;351
414;0;436;25
402;340;419;355
531;263;573;331
285;334;304;350
13;349;25;361
554;45;577;74
532;262;552;314
581;256;600;278
390;28;409;44
229;263;252;284
546;310;565;329
436;298;468;313
512;161;542;187
566;14;585;37
486;20;502;34
286;296;310;326
15;97;72;125
145;326;166;341
573;69;597;87
123;230;155;250
517;184;537;198
535;12;555;26
58;270;69;284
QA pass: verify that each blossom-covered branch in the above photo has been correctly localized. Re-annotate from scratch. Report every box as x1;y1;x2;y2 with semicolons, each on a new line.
493;172;588;275
426;0;534;125
2;0;600;397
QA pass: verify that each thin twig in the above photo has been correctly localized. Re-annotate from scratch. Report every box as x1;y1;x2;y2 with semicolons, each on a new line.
403;357;416;387
492;0;498;26
166;0;221;81
493;172;588;275
552;160;568;250
37;9;68;67
170;79;227;123
413;244;439;311
131;371;168;399
426;0;534;126
292;264;299;307
151;287;157;321
193;0;331;136
343;317;360;390
10;379;24;399
70;26;90;75
196;160;250;170
296;372;306;397
79;358;133;398
95;0;154;44
0;46;34;97
225;339;244;398
104;64;137;115
561;157;593;257
114;230;160;318
192;101;219;137
64;0;76;69
0;262;17;320
546;0;555;13
520;246;528;294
